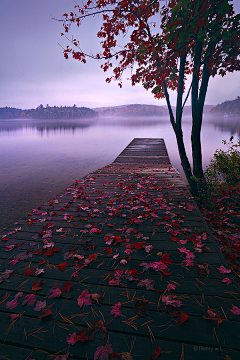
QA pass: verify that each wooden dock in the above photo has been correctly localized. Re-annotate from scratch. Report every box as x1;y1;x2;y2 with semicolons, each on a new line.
0;138;240;360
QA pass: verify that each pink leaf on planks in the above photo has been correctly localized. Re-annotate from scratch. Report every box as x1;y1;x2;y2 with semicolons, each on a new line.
22;294;37;306
110;302;122;318
94;344;113;360
137;278;154;290
167;284;176;292
9;313;20;322
230;305;240;315
48;287;62;299
222;277;232;285
34;300;46;311
217;265;231;274
77;289;92;307
67;332;77;345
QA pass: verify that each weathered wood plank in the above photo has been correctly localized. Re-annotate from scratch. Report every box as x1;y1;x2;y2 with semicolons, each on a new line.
1;138;240;359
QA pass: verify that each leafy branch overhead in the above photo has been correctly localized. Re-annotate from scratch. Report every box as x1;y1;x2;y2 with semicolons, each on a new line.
57;0;240;97
55;0;240;196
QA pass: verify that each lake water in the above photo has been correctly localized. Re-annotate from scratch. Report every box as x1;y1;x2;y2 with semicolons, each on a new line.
1;115;239;232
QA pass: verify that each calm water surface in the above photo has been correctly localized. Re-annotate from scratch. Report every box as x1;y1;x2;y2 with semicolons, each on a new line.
1;115;239;231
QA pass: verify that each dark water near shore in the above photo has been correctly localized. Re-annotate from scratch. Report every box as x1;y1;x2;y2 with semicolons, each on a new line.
1;115;240;232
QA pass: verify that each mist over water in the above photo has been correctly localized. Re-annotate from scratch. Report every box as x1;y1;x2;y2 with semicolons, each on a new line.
1;114;239;231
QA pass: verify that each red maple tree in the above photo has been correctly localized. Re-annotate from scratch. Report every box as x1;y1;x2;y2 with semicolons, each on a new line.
55;0;240;195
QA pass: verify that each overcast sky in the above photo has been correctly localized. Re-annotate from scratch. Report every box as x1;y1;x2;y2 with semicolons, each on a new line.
1;0;240;109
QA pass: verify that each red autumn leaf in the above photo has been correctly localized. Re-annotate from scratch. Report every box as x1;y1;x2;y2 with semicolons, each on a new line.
53;247;62;252
150;343;162;359
161;253;173;264
133;241;145;249
25;269;35;276
104;248;113;254
58;262;69;271
74;329;94;342
39;259;46;265
161;269;172;276
34;248;44;255
61;281;73;293
176;312;189;324
39;309;52;319
162;215;169;220
32;279;44;291
45;250;54;256
88;253;98;261
130;269;138;278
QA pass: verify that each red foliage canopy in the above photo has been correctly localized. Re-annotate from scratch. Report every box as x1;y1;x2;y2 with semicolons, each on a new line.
57;0;240;98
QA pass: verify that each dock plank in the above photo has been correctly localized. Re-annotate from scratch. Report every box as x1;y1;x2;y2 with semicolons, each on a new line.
1;138;240;360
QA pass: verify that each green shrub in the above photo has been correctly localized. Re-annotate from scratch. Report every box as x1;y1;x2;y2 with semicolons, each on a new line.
205;136;240;193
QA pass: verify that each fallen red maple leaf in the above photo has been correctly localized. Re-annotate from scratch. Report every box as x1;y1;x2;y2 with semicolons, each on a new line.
58;262;69;271
25;269;35;276
32;279;44;291
45;249;54;256
130;269;138;278
39;309;52;319
61;281;73;293
53;247;62;252
176;312;189;324
133;241;145;249
161;253;173;264
104;248;113;254
88;253;98;261
74;329;94;342
150;343;161;359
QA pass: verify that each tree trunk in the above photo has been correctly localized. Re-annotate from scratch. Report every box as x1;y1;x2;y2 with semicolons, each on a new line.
191;110;204;179
174;125;199;196
191;40;204;179
163;74;199;196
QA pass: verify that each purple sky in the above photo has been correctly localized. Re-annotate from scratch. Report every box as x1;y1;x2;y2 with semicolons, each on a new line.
1;0;240;109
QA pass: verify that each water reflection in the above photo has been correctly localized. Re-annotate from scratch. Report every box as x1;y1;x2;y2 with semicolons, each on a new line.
2;115;239;134
209;116;240;136
0;115;239;232
0;117;98;135
97;116;169;128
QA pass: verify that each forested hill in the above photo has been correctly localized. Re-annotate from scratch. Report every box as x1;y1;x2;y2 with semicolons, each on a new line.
210;96;240;115
94;103;214;116
94;104;168;116
0;105;97;119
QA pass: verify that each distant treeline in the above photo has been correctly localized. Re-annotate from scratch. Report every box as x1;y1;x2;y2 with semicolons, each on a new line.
0;105;97;119
210;96;240;115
